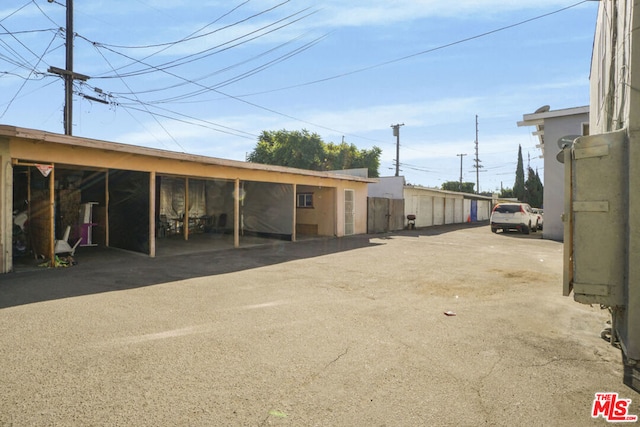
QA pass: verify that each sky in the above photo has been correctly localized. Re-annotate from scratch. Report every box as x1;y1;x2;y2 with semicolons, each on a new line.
1;0;598;192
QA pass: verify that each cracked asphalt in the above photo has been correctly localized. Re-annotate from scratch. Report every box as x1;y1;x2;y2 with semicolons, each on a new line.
1;224;638;426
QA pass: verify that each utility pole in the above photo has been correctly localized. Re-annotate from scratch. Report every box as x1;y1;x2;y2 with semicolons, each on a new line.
391;123;404;177
48;0;89;136
457;153;467;191
473;115;483;193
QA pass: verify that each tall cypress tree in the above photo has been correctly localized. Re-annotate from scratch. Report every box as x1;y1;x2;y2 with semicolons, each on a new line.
525;166;544;207
514;145;526;202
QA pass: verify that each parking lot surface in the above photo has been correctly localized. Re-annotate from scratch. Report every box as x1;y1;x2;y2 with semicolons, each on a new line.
1;223;638;426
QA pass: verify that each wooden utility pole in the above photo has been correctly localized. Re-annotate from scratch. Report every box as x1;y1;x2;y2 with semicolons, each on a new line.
391;123;404;177
457;153;467;190
47;0;89;136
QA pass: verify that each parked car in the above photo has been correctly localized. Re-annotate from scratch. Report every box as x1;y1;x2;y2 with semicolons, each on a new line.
531;208;544;230
490;202;539;234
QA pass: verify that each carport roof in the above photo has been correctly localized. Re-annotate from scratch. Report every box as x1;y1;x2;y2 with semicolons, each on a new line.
0;124;377;183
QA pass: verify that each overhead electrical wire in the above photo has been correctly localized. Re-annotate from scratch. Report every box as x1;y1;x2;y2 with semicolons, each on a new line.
0;22;56;71
113;32;329;104
1;0;591;154
232;0;593;98
31;0;62;28
0;1;31;23
100;0;253;78
90;44;188;152
66;6;345;149
98;0;288;50
89;1;301;79
0;29;58;118
0;0;315;150
85;6;318;80
119;102;259;140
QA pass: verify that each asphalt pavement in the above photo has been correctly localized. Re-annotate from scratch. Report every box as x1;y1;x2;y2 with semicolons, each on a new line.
1;223;638;426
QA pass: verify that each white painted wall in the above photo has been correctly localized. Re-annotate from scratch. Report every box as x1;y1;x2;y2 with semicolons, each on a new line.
367;176;405;199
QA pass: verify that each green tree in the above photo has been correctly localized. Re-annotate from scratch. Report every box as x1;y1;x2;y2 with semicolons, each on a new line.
441;181;475;193
499;187;514;199
356;145;382;178
247;130;381;177
525;167;544;207
247;129;325;170
513;145;525;202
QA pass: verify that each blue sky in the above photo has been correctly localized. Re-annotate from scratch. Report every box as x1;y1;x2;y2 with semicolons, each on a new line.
1;0;597;192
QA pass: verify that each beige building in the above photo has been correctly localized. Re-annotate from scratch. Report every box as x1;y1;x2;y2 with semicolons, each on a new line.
1;125;374;274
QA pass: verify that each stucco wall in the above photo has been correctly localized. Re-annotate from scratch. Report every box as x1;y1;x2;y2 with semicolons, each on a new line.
543;113;588;241
589;1;640;363
296;186;336;236
368;176;405;199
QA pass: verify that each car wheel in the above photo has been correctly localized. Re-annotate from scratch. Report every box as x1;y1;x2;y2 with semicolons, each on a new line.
491;227;497;233
532;221;538;233
522;224;530;234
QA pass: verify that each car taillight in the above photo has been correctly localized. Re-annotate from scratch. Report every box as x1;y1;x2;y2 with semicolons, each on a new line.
520;205;526;214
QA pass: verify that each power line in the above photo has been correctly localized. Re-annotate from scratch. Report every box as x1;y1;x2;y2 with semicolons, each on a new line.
233;1;592;98
96;0;288;50
0;1;31;23
86;6;317;80
0;29;58;119
84;33;390;147
106;32;329;101
91;41;187;151
120;102;259;140
0;0;592;155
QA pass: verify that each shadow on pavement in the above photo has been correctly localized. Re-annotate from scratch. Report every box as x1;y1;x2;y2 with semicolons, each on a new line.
0;234;382;309
0;222;488;309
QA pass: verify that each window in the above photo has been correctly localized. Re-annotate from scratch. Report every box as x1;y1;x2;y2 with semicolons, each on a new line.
297;193;313;208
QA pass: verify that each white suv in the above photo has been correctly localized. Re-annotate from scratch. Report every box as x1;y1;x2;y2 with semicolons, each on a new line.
490;202;539;234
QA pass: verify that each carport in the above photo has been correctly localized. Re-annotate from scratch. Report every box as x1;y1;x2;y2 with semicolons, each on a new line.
1;125;374;273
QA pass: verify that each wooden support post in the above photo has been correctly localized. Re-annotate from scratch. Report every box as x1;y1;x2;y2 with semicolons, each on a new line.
105;170;109;247
149;171;156;257
292;183;297;242
48;166;55;267
184;177;189;240
234;179;240;248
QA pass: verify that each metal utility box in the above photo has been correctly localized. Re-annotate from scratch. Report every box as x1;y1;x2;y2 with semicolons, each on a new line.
563;129;627;306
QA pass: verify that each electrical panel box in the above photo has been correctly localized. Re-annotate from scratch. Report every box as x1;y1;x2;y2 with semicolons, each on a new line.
563;129;627;306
